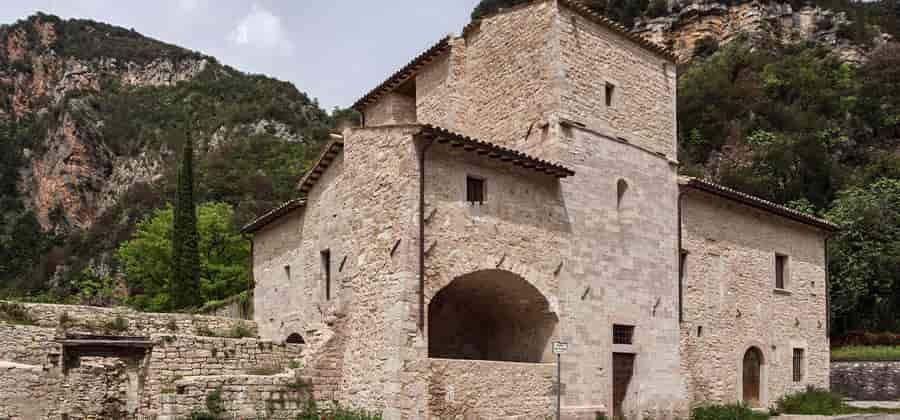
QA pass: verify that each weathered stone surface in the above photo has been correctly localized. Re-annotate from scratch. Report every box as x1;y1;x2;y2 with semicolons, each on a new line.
680;190;829;408
831;361;900;401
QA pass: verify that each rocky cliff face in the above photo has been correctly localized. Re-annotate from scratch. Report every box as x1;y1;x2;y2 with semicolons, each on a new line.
0;14;333;292
634;0;893;63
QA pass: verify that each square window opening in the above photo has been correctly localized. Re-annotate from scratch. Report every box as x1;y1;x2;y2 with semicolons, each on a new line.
613;324;634;345
776;254;789;289
467;176;485;205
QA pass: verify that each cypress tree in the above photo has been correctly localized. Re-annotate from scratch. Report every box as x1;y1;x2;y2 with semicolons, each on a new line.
171;120;201;310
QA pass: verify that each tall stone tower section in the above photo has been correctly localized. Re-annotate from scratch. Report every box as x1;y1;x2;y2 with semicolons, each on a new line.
441;0;686;416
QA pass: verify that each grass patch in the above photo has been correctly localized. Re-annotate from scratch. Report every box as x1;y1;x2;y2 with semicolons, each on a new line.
776;387;900;415
832;345;900;361
691;404;768;420
297;400;382;420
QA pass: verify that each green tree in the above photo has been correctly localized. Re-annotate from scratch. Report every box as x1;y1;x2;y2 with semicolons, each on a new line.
117;202;250;311
827;179;900;333
171;123;201;310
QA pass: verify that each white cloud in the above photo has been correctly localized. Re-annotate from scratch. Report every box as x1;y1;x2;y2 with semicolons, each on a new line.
227;4;293;55
177;0;203;13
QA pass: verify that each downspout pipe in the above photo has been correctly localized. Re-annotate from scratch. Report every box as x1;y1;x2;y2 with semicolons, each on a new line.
677;190;685;323
418;135;435;332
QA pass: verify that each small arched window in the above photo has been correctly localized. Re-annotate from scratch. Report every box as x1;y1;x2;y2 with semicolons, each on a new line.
286;333;305;344
616;179;629;208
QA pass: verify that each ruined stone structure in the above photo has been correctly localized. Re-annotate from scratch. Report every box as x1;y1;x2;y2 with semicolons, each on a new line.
243;0;836;418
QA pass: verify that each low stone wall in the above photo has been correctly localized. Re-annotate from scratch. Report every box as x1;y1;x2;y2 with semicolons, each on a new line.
4;301;257;337
426;358;555;419
831;360;900;400
0;362;61;420
0;324;60;366
142;334;305;414
158;374;310;420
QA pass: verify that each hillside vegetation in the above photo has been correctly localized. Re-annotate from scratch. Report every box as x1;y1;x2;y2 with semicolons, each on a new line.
0;13;345;309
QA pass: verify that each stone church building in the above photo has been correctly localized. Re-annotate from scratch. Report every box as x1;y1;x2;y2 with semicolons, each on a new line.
243;0;836;418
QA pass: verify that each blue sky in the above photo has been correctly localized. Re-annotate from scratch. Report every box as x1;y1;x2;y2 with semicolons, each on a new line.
0;1;480;110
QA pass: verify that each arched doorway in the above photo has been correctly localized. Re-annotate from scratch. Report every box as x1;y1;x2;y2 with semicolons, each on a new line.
428;269;557;362
742;347;763;407
286;333;305;344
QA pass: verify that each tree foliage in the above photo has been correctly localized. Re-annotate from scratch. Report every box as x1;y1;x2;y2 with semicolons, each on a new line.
116;202;250;312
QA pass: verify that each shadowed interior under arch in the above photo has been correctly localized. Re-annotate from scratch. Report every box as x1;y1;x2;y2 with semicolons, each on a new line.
427;269;557;363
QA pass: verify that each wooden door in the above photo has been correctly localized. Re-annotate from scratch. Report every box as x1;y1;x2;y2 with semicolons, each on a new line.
612;353;635;419
743;348;762;407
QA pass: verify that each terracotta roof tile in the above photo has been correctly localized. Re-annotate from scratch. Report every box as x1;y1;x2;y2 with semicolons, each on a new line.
351;37;451;111
420;124;575;178
240;198;306;234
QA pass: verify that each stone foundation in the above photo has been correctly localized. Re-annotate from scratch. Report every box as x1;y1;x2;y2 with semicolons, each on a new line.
831;361;900;400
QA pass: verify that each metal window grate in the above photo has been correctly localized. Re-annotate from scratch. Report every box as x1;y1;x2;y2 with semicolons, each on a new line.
793;348;804;382
613;324;634;345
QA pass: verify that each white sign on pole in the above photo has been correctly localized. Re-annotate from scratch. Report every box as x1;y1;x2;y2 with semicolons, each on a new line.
552;341;568;354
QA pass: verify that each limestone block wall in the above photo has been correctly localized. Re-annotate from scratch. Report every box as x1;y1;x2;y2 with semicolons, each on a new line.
459;0;558;149
0;323;60;366
552;125;685;417
362;92;417;126
6;301;257;337
831;361;900;400
557;5;677;158
142;334;304;413
679;192;829;408
158;374;310;420
0;362;61;420
425;359;555;418
252;151;352;344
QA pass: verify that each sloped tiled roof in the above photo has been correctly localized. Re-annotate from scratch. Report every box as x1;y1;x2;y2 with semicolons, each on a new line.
420;124;575;178
679;177;838;232
297;136;345;194
240;198;306;234
350;37;451;111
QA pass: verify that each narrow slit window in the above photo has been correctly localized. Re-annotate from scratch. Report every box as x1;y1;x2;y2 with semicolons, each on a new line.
793;348;804;381
613;324;635;345
321;249;331;300
466;176;485;204
616;179;628;208
605;82;616;107
775;254;788;289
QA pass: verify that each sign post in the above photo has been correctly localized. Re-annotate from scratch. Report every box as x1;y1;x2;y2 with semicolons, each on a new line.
552;341;568;420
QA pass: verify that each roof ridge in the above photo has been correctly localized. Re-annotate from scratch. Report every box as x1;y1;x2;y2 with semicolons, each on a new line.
679;176;837;231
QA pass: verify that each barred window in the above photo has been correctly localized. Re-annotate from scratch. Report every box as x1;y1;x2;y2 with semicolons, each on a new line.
613;324;635;345
793;348;804;382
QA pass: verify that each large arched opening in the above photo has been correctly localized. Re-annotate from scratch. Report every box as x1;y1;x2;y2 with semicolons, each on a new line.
427;269;557;363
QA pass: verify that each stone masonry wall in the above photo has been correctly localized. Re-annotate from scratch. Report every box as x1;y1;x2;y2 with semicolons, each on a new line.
0;323;60;366
426;359;555;418
558;5;677;158
142;334;305;415
159;374;312;420
831;361;900;400
253;150;351;345
5;301;256;337
459;0;558;150
680;191;829;408
0;362;61;420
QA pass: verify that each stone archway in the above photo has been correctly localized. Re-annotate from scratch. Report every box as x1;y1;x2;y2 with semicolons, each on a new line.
743;347;764;407
427;269;557;363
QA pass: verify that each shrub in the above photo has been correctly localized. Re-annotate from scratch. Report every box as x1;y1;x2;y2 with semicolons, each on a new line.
228;323;255;338
0;302;35;325
205;386;225;417
104;316;129;332
691;404;769;420
776;387;844;415
298;400;382;420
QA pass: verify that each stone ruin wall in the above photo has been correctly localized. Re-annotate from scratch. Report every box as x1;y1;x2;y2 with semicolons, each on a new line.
0;302;315;420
